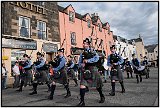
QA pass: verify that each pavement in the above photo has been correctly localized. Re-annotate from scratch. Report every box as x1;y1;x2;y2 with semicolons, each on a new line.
1;67;159;106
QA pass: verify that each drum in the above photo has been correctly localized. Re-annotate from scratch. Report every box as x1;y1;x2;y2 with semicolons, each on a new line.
83;70;92;80
137;66;147;75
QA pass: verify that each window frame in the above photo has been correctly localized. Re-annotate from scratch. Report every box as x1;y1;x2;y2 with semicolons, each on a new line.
69;11;75;22
87;19;91;28
37;20;47;40
70;32;76;45
19;16;30;38
98;23;102;32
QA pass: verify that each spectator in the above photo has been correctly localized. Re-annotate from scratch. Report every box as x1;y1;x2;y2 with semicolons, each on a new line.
12;61;20;88
2;63;8;89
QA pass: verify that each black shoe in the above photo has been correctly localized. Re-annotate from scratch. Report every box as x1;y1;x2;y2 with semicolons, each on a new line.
103;80;107;83
64;92;71;98
29;91;37;95
48;95;53;100
16;89;22;92
109;92;115;96
121;89;125;93
77;101;85;106
99;96;105;103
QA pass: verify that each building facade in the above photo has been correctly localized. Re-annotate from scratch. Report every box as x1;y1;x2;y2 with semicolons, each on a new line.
145;44;158;66
113;35;136;61
58;4;114;61
129;35;145;62
2;2;60;86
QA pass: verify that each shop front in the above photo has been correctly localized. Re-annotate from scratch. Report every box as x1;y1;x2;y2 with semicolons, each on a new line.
2;36;37;86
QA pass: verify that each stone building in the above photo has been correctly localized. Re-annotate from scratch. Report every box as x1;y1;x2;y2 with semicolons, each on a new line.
2;2;60;86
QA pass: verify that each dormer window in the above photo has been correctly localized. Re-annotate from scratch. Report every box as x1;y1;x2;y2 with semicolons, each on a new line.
87;19;91;28
69;11;74;22
98;23;102;32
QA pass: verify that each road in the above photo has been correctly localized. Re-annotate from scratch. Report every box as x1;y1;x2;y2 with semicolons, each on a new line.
1;67;159;106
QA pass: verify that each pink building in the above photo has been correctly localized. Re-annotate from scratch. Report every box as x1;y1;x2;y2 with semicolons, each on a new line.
58;4;114;60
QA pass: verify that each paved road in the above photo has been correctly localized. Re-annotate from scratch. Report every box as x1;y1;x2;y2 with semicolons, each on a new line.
2;67;159;106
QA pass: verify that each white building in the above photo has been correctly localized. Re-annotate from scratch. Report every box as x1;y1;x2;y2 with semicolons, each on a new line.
145;44;158;67
113;35;136;61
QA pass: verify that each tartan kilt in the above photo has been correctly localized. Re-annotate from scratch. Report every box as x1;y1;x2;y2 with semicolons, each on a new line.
33;70;49;83
80;66;103;88
111;65;124;81
67;69;77;80
125;66;133;73
50;68;68;85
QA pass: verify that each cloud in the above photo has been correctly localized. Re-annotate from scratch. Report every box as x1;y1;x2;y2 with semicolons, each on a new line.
58;2;158;45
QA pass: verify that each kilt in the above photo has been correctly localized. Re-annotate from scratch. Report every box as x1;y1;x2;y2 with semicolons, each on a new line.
80;66;103;88
67;69;77;80
50;68;68;85
125;66;133;73
33;70;49;83
110;65;124;81
133;68;141;75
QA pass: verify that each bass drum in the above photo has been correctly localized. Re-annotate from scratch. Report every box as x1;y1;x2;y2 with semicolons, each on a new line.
103;59;109;70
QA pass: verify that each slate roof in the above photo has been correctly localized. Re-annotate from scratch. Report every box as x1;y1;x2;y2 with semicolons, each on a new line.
145;44;158;53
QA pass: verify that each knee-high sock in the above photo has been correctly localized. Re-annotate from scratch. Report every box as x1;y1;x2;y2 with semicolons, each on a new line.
111;82;115;92
50;85;56;96
97;87;104;97
119;81;125;90
80;88;86;102
139;75;142;82
19;80;24;90
64;84;70;93
33;83;38;92
136;75;139;82
127;73;129;78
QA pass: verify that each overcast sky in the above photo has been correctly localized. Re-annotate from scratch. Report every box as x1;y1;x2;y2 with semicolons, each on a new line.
58;2;158;46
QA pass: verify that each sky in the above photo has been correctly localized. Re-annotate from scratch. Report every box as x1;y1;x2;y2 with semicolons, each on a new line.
58;2;158;46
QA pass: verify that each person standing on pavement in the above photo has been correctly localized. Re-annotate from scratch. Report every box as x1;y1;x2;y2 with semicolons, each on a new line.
2;63;8;90
12;61;20;88
77;38;105;106
142;56;150;79
131;54;143;84
107;45;125;96
124;58;133;78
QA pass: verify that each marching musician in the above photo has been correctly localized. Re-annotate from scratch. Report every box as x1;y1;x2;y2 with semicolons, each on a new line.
142;56;149;79
124;58;133;78
29;52;50;95
131;54;143;83
107;45;125;96
67;55;78;87
16;54;32;92
48;48;71;100
77;38;105;106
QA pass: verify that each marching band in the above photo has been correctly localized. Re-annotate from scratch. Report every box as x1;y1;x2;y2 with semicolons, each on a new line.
11;36;150;106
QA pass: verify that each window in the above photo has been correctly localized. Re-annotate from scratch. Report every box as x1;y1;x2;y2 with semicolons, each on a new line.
69;11;74;22
37;21;46;40
19;16;30;38
145;52;147;54
37;2;44;6
156;51;157;53
151;54;152;56
98;23;102;32
109;41;112;47
71;32;76;45
87;19;91;28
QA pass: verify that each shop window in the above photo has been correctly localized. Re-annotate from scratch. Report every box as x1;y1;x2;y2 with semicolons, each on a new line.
37;21;46;40
19;16;30;38
87;19;91;28
69;11;74;22
71;32;76;45
98;23;102;32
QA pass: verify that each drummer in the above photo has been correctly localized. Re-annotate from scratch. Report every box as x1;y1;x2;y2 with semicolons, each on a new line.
131;54;143;84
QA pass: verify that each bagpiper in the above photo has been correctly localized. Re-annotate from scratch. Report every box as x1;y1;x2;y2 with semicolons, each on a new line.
77;38;105;106
107;45;125;96
48;48;71;100
66;55;78;87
